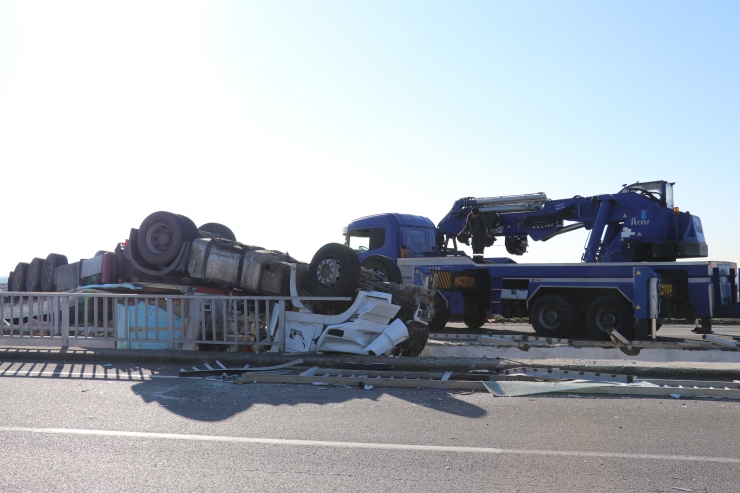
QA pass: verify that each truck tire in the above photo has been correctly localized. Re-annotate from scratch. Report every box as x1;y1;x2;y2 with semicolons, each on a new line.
391;322;429;357
41;254;68;292
464;311;489;330
427;292;449;332
360;255;403;284
178;214;200;238
198;223;236;242
585;296;633;340
307;243;361;298
137;211;196;267
7;271;15;292
13;263;30;292
26;258;45;292
530;294;578;337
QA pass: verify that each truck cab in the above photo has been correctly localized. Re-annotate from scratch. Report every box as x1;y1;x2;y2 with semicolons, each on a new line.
344;214;437;262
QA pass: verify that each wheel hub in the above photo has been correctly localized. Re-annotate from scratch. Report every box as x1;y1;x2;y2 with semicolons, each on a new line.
145;223;173;254
316;258;341;287
42;264;53;285
595;307;620;331
544;309;560;324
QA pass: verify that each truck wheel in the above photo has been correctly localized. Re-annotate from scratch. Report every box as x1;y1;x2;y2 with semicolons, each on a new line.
428;293;449;332
13;263;30;292
586;296;633;340
307;243;361;297
41;254;68;292
198;223;236;242
7;271;15;291
26;258;45;292
530;294;577;337
360;254;403;284
463;311;489;329
178;215;199;238
392;322;429;357
137;211;196;266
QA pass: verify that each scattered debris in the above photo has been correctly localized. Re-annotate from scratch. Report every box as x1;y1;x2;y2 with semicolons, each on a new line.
299;367;319;376
703;334;740;350
483;380;658;397
179;359;304;377
172;360;740;400
242;369;484;390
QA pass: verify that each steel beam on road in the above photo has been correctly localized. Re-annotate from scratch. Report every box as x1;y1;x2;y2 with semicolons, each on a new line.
241;373;486;390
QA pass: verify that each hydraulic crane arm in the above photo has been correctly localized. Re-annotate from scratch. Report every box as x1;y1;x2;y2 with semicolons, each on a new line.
436;181;708;263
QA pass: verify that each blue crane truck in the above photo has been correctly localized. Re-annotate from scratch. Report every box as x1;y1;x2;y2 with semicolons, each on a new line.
344;181;739;340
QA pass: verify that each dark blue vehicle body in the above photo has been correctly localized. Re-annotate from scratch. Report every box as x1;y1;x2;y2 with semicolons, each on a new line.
409;258;738;324
346;213;437;262
436;181;708;263
344;181;738;336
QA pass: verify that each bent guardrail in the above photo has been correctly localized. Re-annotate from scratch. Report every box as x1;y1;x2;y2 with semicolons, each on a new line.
0;291;348;351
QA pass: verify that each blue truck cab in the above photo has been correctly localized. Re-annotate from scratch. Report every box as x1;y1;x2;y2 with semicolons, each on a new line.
344;214;437;262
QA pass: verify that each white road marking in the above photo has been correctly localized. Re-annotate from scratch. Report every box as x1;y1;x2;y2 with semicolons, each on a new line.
0;426;738;464
0;371;177;380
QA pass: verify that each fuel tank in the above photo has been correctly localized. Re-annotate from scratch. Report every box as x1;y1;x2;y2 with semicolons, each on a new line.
187;238;300;295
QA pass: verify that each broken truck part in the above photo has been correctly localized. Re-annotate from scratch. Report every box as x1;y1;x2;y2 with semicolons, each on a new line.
229;364;740;399
3;211;440;356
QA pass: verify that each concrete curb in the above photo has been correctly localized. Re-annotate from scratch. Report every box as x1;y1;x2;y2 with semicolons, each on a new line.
1;346;739;381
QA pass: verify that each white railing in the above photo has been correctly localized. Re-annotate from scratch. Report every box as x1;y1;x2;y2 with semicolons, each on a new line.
0;291;348;351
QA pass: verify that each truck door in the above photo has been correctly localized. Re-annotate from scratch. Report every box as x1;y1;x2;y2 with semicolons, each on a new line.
402;227;430;257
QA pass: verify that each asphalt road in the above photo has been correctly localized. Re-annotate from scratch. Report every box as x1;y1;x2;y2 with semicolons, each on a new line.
0;361;739;492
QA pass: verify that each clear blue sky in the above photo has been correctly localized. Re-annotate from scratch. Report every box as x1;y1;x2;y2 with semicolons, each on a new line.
0;1;738;278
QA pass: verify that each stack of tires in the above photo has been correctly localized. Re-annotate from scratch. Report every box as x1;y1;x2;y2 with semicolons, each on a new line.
11;254;68;293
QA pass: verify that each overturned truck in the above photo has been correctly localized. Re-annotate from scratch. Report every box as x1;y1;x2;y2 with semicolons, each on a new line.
7;212;438;356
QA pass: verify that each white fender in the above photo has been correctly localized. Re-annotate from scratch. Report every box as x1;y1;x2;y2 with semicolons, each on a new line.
363;319;409;356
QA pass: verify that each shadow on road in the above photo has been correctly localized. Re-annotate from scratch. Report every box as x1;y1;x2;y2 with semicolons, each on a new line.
130;370;489;422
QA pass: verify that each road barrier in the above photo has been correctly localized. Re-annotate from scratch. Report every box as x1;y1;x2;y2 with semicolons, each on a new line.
0;291;347;351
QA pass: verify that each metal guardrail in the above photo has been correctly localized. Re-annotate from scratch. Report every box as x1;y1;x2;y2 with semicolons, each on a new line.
0;291;347;351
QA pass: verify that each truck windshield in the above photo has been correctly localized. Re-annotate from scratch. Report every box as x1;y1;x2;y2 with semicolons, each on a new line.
621;181;672;207
346;228;385;253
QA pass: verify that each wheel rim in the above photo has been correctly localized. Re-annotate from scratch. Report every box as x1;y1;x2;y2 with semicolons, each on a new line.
42;263;54;286
594;306;621;333
538;304;562;330
145;222;173;254
316;258;341;287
